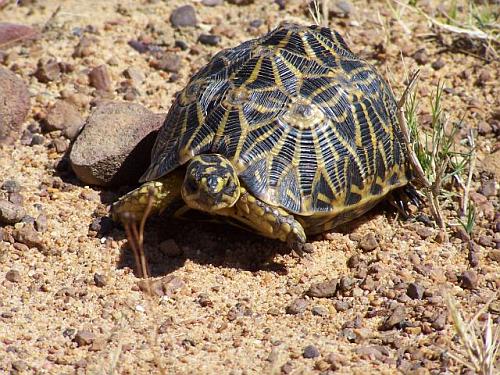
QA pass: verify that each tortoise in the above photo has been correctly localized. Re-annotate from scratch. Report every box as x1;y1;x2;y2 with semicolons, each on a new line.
112;22;417;249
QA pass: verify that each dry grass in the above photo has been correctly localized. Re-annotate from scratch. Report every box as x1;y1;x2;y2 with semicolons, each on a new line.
445;294;500;375
119;190;167;375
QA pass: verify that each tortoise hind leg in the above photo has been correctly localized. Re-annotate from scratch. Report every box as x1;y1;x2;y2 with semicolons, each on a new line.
230;187;307;249
112;169;184;223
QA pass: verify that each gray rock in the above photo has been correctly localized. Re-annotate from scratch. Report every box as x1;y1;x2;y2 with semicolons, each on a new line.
0;67;30;144
44;100;84;140
70;101;165;187
170;5;197;28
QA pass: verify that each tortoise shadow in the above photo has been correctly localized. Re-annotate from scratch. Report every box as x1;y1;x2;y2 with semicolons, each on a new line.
113;200;405;278
114;215;292;277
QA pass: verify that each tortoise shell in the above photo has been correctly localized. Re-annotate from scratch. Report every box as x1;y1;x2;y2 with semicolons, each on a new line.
141;22;411;231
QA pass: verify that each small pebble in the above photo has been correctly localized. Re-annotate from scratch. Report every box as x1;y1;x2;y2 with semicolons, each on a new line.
460;270;478;290
198;34;220;46
431;312;447;331
286;298;308;314
202;0;223;5
347;254;360;268
406;282;424;299
381;306;406;330
477;69;491;86
174;40;189;51
479;180;496;197
43;100;84;139
73;36;95;58
11;360;28;372
334;300;350;312
170;5;197;28
30;134;45;146
123;67;144;85
34;58;61;82
5;269;21;283
0;199;26;224
413;49;429;65
13;225;44;250
306;279;338;298
338;276;355;294
333;0;353;16
53;138;68;153
153;52;182;73
416;226;433;239
312;306;328;317
274;0;286;10
488;249;500;262
431;59;445;70
1;179;21;193
303;345;320;359
74;330;95;346
359;233;378;252
0;22;38;47
93;273;107;287
89;65;112;91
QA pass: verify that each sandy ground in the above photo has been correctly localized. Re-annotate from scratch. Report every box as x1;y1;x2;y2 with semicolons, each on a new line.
0;0;499;374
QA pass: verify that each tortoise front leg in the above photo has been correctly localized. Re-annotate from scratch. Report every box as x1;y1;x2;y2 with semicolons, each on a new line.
112;169;184;223
232;187;307;249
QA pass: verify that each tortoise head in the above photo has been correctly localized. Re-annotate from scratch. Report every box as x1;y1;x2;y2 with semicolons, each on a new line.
181;154;240;213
